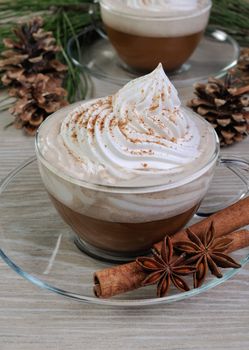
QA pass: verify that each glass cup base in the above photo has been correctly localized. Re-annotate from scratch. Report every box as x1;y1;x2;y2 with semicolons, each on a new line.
74;236;150;263
118;59;191;75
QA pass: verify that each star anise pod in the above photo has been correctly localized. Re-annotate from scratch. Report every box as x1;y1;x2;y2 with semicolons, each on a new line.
136;236;196;297
175;222;241;288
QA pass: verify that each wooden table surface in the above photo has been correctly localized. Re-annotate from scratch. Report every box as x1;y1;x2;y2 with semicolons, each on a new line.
1;79;249;350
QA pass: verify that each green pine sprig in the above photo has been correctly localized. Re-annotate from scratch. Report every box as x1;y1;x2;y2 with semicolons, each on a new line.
210;0;249;46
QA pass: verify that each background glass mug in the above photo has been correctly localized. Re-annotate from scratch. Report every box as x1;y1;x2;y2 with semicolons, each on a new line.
94;0;212;72
35;101;249;262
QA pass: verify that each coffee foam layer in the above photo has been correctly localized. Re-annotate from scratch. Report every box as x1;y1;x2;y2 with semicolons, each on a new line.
100;0;211;37
102;0;202;15
39;159;215;223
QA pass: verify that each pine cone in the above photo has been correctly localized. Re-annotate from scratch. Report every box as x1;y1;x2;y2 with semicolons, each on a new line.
238;48;249;83
10;74;68;135
187;75;249;146
0;17;68;135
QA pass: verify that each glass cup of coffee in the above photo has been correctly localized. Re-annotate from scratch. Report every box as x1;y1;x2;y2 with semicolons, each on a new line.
98;0;212;72
35;65;245;262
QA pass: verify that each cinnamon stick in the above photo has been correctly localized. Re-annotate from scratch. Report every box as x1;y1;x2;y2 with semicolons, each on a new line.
94;261;146;298
94;229;249;298
225;230;249;253
154;196;249;251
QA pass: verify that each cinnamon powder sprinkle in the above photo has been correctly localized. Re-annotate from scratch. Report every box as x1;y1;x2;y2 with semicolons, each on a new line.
139;117;145;125
74;113;81;123
110;117;118;128
149;104;159;111
118;118;128;129
81;120;88;128
147;128;155;135
129;138;141;144
99;118;105;132
71;131;77;140
130;149;154;156
87;115;99;136
154;140;166;146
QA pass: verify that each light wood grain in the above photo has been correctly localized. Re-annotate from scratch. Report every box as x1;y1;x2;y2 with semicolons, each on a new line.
1;78;249;350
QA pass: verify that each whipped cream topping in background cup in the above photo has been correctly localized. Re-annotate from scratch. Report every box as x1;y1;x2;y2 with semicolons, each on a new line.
98;0;212;72
36;64;219;261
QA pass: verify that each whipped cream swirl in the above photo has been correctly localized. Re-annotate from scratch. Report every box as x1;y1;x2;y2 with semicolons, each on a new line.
59;64;202;186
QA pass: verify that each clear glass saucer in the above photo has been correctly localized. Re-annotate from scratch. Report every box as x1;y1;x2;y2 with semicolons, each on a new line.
0;157;248;307
67;26;239;88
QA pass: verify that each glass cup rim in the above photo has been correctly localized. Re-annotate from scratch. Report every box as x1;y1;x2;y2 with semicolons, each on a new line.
35;100;220;194
99;0;212;21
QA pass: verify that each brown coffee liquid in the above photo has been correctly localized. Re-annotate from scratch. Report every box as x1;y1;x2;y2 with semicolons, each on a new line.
49;194;199;254
105;25;203;72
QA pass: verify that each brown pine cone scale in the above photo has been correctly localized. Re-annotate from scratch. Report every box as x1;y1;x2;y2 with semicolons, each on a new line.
188;76;249;146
